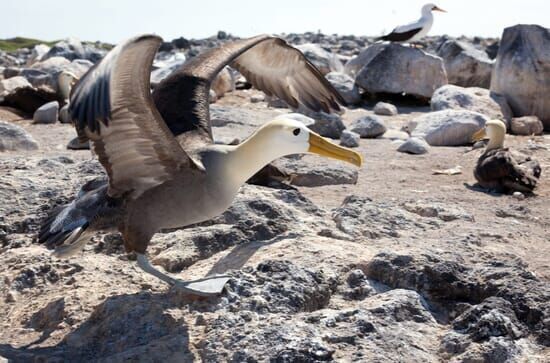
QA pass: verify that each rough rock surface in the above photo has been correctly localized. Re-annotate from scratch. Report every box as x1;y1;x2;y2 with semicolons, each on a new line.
431;85;512;123
349;44;448;99
274;156;359;187
0;121;38;151
350;115;387;138
490;25;550;130
409;110;489;146
437;40;494;88
0;76;31;97
340;130;360;148
397;137;430;155
32;101;59;124
0;33;549;363
373;101;398;116
325;72;361;105
510;116;544;136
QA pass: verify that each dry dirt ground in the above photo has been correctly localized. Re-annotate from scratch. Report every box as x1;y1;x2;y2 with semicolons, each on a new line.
0;90;549;362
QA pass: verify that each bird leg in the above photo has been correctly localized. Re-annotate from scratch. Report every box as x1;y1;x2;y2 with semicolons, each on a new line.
136;253;231;297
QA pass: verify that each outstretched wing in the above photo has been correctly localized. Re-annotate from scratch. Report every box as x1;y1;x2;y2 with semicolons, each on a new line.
152;35;346;150
70;34;198;199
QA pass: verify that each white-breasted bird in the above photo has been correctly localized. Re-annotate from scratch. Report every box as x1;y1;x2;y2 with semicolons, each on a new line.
377;3;446;44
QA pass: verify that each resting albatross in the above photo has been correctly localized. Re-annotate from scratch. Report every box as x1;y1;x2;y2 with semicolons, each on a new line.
471;120;541;194
38;34;362;296
377;3;446;44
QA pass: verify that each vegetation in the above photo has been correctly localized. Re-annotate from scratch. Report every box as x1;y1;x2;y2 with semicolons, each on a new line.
0;37;59;52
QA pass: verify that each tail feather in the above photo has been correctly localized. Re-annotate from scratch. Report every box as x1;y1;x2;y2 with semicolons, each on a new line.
38;180;114;256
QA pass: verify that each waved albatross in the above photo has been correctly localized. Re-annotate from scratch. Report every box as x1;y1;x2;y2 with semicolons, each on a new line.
471;120;541;194
377;3;446;45
38;34;362;296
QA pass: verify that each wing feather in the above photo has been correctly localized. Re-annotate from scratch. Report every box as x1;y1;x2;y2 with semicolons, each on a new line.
69;34;197;199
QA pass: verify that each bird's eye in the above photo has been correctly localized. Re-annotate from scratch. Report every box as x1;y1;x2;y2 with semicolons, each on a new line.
293;128;301;136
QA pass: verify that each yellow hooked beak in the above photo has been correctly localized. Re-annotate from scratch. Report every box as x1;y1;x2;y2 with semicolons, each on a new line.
433;6;447;12
308;132;363;167
471;128;487;142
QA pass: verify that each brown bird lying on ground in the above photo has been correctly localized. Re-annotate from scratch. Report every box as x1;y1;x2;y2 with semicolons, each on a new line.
38;34;362;296
471;119;541;194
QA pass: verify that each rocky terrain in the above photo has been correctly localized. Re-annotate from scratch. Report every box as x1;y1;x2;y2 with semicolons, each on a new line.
1;26;549;362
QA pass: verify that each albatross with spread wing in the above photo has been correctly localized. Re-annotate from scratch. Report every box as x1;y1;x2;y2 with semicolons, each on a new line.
38;34;362;296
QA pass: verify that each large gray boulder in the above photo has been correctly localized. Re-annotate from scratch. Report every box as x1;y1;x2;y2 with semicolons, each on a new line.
409;110;488;146
349;44;448;99
0;121;39;151
491;25;550;130
431;85;512;124
325;72;361;105
437;40;494;88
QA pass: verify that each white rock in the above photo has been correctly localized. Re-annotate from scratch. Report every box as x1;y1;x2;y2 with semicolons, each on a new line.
410;110;489;146
510;116;544;136
437;40;494;88
250;94;265;103
397;137;430;155
325;72;361;105
374;102;398;116
382;129;410;141
26;44;51;66
33;101;59;124
347;44;447;99
0;76;32;96
30;56;70;74
0;121;39;151
431;85;512;123
491;25;550;130
350;115;387;138
512;191;525;200
340;130;360;148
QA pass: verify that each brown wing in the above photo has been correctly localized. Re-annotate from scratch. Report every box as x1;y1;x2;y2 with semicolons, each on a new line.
152;35;345;150
69;34;198;199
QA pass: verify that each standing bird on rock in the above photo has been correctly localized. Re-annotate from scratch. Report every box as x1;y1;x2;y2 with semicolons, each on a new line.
377;3;446;46
471;120;541;194
38;34;362;296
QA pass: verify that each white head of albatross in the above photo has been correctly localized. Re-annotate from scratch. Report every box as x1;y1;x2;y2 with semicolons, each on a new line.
472;120;507;151
223;117;363;185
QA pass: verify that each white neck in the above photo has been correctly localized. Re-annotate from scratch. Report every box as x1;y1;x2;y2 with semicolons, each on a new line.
222;133;287;187
421;9;434;21
486;129;505;151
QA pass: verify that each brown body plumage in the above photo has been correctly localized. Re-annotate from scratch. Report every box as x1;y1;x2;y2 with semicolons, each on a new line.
472;120;541;194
